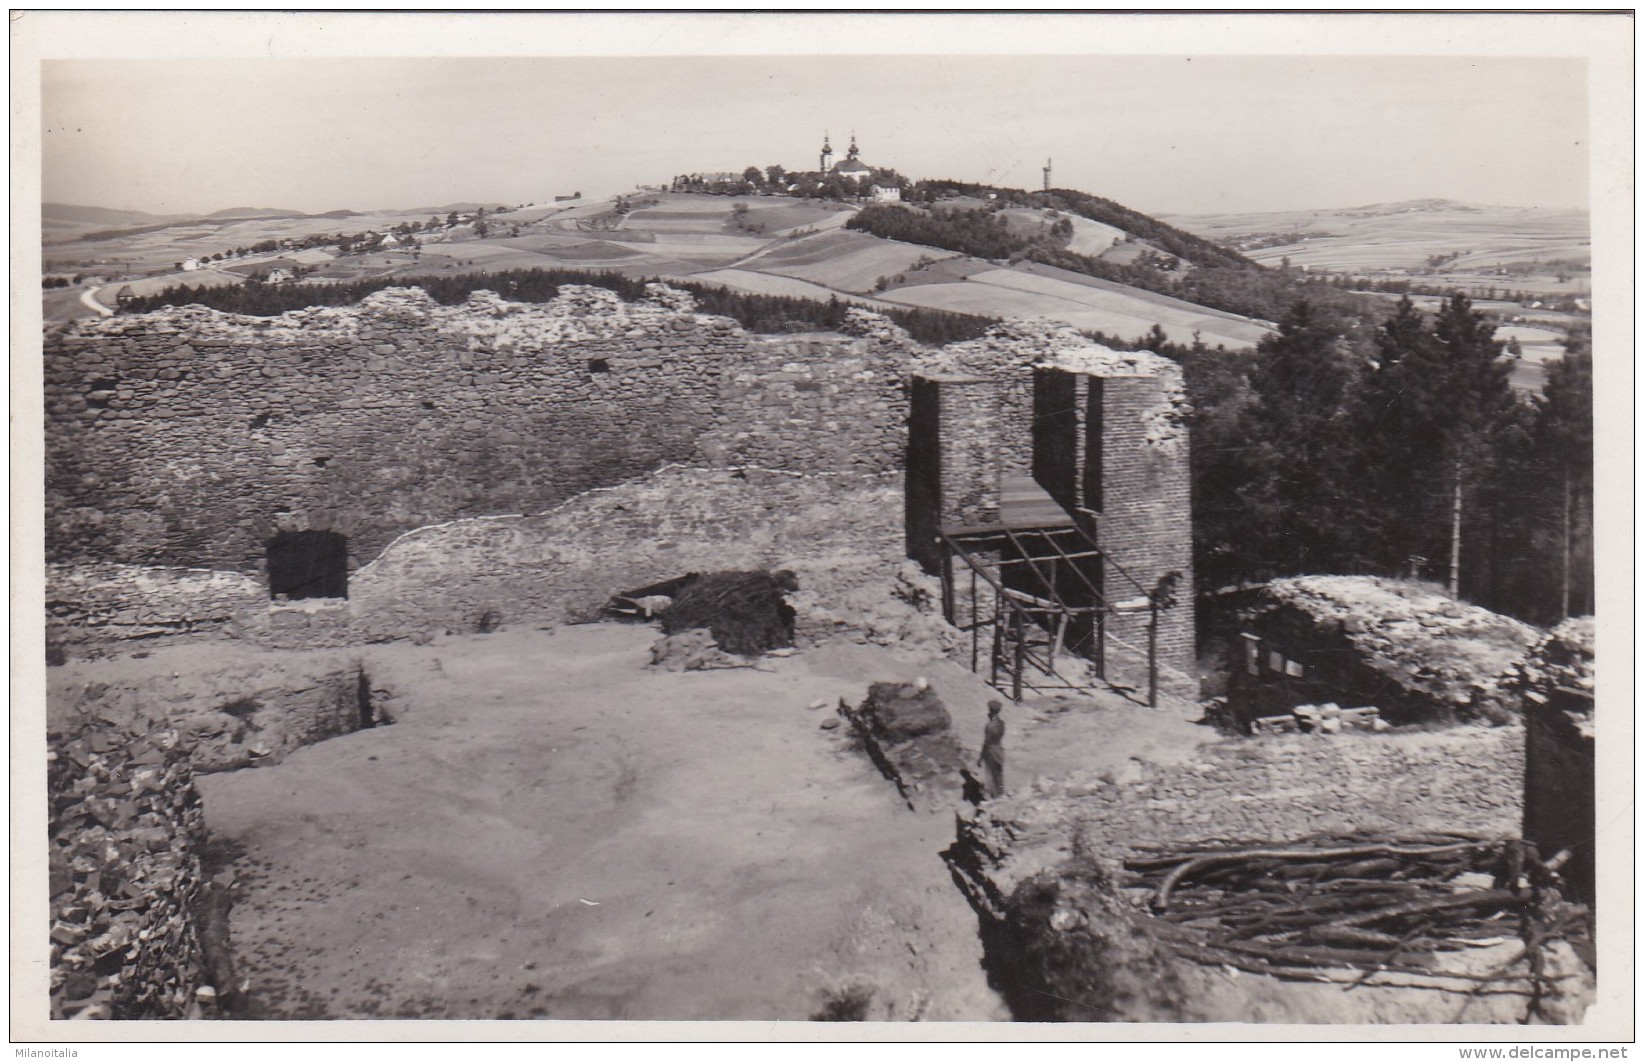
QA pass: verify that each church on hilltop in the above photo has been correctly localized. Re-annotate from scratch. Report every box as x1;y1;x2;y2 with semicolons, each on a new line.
819;133;901;200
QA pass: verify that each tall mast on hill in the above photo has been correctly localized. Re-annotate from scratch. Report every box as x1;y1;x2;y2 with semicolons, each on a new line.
1043;158;1052;192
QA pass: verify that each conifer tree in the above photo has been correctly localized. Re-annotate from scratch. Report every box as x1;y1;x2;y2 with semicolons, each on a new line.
1537;326;1595;616
1241;301;1367;576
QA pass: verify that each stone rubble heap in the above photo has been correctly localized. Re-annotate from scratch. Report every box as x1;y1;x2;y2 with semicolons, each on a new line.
48;702;210;1019
837;680;968;811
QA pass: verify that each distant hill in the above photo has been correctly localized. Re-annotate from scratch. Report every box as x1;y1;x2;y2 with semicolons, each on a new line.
43;202;194;227
1163;199;1591;286
204;206;308;220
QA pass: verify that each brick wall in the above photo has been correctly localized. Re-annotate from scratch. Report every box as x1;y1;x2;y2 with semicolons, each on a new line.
905;375;1001;573
1088;372;1195;692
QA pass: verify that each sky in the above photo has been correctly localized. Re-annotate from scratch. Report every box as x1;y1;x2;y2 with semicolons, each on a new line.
35;22;1595;219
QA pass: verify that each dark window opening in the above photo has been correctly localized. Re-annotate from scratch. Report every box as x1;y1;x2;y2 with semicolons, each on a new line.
250;413;271;429
266;530;349;600
312;456;330;468
421;400;437;410
587;358;610;374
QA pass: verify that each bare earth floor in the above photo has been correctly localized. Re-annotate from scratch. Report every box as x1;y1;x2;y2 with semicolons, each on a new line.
196;623;1016;1022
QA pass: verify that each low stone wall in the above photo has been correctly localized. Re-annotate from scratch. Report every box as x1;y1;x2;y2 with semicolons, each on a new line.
951;726;1524;920
311;465;913;645
46;563;264;658
43;465;926;655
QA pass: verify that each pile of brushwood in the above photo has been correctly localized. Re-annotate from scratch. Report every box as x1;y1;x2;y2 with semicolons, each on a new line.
1122;831;1593;1006
657;570;799;656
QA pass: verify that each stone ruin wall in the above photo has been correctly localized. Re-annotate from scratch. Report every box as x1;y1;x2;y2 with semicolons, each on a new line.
44;293;1194;678
44;288;915;647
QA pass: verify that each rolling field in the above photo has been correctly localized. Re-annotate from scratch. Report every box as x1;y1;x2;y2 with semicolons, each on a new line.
620;195;852;238
878;262;1274;349
1166;200;1590;282
41;192;1314;348
91;267;244;308
752;231;958;293
998;208;1125;257
677;269;900;309
1062;215;1128;257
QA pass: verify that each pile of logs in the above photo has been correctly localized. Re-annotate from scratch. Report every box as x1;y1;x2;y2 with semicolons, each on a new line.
1122;831;1592;1003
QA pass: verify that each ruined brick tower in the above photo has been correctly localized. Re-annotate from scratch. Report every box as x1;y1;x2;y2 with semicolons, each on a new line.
905;329;1195;700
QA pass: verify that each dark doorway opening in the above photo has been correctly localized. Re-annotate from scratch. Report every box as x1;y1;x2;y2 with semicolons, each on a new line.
266;530;349;600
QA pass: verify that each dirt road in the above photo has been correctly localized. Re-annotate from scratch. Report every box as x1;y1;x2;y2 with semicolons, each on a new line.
197;624;1011;1021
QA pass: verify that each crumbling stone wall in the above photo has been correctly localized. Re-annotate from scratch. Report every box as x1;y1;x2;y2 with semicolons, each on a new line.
1086;370;1195;692
1517;618;1596;906
47;563;263;656
44;287;914;579
1228;577;1541;727
701;309;914;474
45;287;731;572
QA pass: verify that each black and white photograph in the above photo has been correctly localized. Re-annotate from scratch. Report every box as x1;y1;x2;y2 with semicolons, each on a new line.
10;10;1632;1043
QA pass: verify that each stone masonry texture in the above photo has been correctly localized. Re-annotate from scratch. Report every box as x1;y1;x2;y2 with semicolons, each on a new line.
44;286;910;578
45;292;1193;675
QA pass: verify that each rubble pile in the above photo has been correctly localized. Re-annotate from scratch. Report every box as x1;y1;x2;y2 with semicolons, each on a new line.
838;681;967;810
988;856;1197;1022
837;306;915;347
1248;702;1388;736
648;628;756;672
785;558;962;657
1255;576;1541;722
48;710;211;1019
1513;617;1596;718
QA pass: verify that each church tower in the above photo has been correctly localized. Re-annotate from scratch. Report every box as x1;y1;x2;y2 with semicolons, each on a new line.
820;134;834;173
846;133;861;161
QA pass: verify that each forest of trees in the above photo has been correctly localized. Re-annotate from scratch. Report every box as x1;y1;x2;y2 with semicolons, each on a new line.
1125;295;1594;626
115;267;999;346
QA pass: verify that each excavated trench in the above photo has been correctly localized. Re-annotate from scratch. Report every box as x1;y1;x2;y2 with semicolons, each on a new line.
46;652;394;1019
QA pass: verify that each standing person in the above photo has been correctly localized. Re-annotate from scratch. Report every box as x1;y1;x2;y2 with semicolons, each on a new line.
979;699;1006;798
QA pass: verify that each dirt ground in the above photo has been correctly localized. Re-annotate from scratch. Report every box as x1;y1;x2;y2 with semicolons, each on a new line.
75;618;1576;1026
195;623;1032;1022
